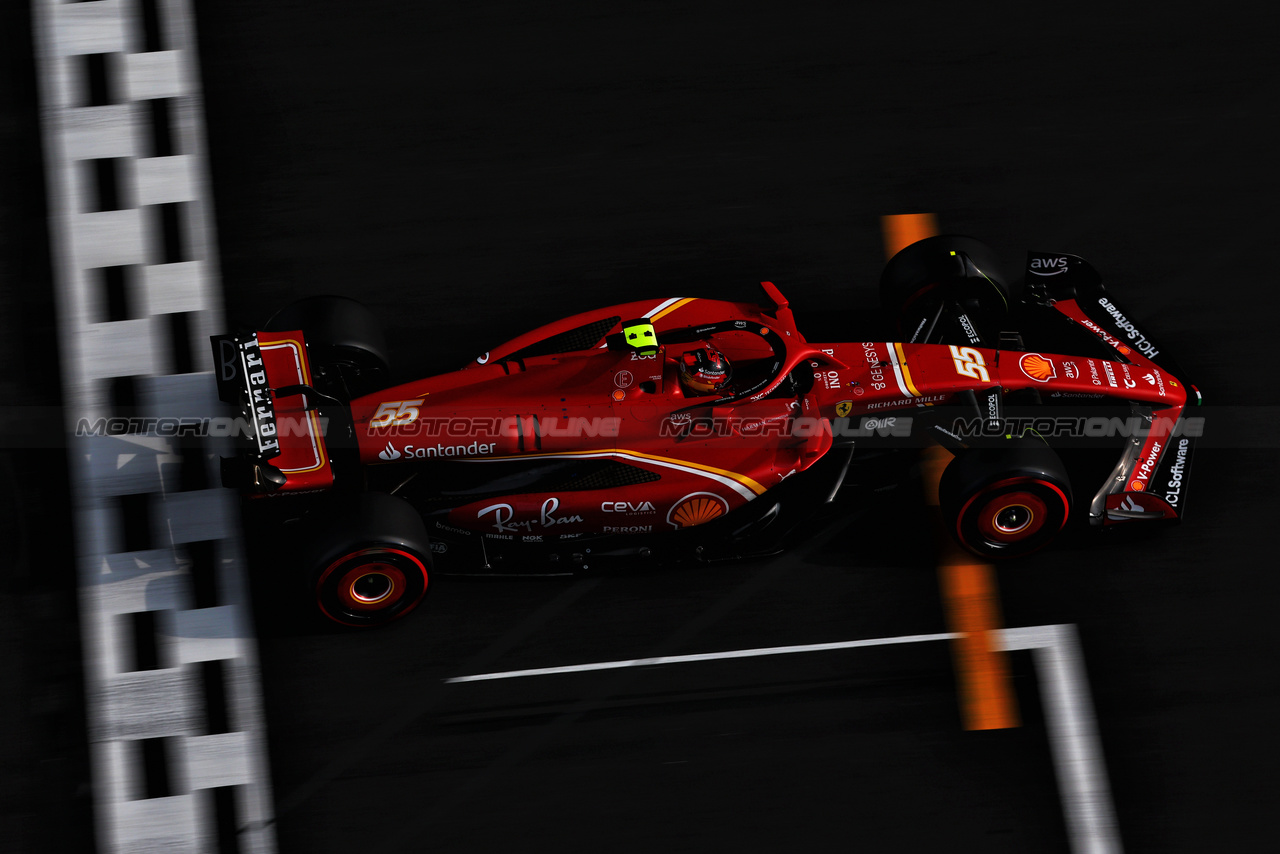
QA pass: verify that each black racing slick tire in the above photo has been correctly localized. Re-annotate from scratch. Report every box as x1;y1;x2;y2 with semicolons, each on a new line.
880;235;1012;344
939;443;1072;559
302;492;432;628
265;295;390;399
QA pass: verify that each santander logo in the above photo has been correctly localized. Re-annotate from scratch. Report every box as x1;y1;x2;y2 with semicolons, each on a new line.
378;442;401;461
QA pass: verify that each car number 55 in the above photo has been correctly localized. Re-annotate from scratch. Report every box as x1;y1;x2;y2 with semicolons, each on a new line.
370;398;425;427
949;345;991;383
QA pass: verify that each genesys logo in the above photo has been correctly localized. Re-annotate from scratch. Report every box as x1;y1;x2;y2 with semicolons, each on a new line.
1029;256;1069;276
1019;353;1056;382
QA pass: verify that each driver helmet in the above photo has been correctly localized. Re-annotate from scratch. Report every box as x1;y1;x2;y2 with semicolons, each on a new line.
678;345;732;394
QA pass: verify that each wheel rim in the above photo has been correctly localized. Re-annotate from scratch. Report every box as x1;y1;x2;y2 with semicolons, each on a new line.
337;561;406;611
350;570;395;603
956;477;1069;557
317;547;428;626
975;490;1048;544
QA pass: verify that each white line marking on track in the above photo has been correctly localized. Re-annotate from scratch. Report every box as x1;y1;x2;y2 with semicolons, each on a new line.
1000;625;1123;854
445;632;957;682
449;624;1123;854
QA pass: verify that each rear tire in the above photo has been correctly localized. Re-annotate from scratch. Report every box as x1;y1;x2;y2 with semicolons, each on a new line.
881;235;1012;343
265;295;390;398
940;443;1072;559
302;492;432;628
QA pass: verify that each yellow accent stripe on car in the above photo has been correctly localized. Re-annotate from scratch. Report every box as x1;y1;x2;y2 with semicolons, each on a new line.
617;447;766;495
893;341;925;400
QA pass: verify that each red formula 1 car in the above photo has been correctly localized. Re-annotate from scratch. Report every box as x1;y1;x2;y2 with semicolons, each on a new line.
213;236;1200;626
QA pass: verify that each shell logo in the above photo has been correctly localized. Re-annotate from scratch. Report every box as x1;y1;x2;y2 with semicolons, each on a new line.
1130;480;1145;492
667;492;728;529
1019;352;1057;383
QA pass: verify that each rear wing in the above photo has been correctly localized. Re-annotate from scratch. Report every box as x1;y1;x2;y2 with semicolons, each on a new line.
212;333;281;460
210;330;335;493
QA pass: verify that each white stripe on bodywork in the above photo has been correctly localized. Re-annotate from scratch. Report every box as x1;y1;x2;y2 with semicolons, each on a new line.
886;342;914;397
644;297;684;318
600;298;687;346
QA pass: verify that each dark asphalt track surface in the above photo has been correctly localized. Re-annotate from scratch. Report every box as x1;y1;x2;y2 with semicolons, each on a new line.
5;2;1280;852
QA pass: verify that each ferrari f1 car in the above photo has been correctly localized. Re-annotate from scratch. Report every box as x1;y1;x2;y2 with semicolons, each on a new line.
212;236;1200;626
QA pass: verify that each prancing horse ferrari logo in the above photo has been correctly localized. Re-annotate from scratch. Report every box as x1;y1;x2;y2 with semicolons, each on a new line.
835;400;853;418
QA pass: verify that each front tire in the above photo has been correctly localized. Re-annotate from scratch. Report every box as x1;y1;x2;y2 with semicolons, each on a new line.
939;443;1072;559
303;492;432;627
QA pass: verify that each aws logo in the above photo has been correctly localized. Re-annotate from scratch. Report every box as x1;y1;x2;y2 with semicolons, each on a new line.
1029;256;1069;276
